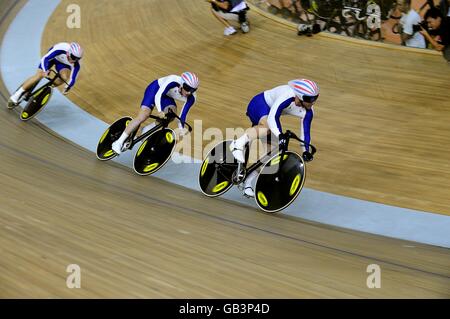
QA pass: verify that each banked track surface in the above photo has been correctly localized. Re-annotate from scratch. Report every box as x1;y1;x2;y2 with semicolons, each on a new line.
0;0;449;298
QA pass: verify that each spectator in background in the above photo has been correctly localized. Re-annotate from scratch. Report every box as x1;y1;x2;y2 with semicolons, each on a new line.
420;7;450;61
206;0;250;36
399;0;426;48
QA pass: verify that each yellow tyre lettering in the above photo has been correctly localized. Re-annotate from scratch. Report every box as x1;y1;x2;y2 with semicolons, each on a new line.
144;163;159;173
21;112;29;119
104;150;115;157
99;129;110;144
137;140;148;157
271;154;289;166
166;131;174;143
200;158;209;177
257;191;268;207
289;174;301;196
34;88;44;97
212;181;229;193
41;93;50;106
270;156;280;166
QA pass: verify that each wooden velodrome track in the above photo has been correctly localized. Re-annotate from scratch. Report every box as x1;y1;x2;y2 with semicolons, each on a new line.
1;0;449;298
43;0;450;215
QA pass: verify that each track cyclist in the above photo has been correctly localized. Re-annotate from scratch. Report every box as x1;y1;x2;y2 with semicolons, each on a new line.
229;78;319;197
112;72;200;155
8;42;83;107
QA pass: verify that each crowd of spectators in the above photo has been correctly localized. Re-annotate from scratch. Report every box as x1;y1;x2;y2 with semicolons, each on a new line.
254;0;449;62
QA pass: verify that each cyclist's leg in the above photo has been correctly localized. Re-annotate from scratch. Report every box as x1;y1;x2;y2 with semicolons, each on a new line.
247;116;270;141
111;82;158;153
163;104;176;116
237;93;270;147
9;57;59;104
124;105;152;136
23;60;57;91
9;69;47;104
241;115;271;157
121;80;161;136
231;93;270;162
161;96;176;116
243;167;259;197
111;105;151;154
22;70;47;91
242;125;271;197
141;98;176;134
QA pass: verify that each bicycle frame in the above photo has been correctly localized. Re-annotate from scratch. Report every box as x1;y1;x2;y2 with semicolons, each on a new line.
24;69;69;100
127;109;192;150
230;130;317;185
243;145;279;179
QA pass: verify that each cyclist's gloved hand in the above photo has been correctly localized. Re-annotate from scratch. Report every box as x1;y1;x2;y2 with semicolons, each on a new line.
156;111;167;119
40;70;50;78
177;125;189;137
302;151;314;162
62;86;70;95
278;133;288;150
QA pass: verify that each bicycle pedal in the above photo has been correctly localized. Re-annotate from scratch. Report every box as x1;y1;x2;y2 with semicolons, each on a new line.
232;170;246;184
121;142;131;152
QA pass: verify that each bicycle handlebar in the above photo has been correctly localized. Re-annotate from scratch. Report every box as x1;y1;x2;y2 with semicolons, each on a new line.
148;108;193;132
46;69;70;87
284;130;317;155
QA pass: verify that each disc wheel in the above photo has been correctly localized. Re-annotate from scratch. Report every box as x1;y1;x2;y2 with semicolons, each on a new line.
133;128;177;176
254;151;306;213
198;140;238;197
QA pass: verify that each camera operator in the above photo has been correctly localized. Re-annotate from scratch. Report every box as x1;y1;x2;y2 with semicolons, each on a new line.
399;0;426;48
420;7;450;61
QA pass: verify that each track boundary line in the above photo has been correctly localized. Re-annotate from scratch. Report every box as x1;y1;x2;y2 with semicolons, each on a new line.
1;139;449;281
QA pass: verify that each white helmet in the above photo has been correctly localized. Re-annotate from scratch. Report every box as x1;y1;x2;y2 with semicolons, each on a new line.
69;42;83;60
181;72;199;92
288;78;319;103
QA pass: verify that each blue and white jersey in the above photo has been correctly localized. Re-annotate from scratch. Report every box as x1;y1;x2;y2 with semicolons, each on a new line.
264;85;314;152
155;75;197;129
40;42;81;89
